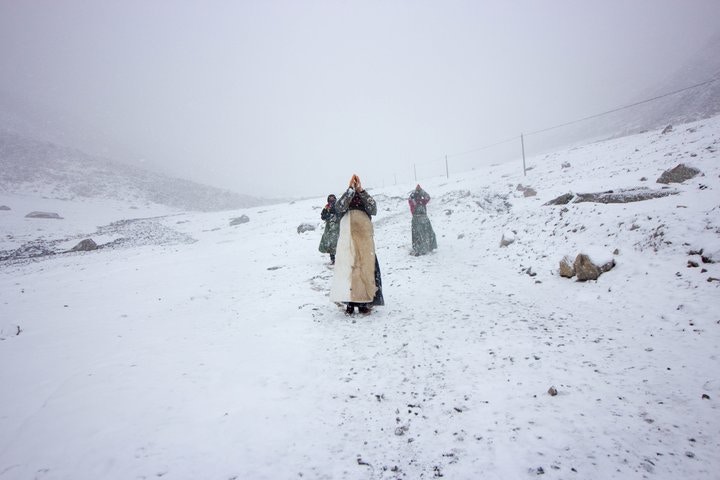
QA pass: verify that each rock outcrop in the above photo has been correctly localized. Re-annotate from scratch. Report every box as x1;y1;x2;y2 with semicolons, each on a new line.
25;211;63;219
656;164;701;184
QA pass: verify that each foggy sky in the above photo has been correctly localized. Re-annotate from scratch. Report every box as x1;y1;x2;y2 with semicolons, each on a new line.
1;0;719;198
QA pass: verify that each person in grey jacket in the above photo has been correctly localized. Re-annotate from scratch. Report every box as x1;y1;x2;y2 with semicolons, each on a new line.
318;194;339;264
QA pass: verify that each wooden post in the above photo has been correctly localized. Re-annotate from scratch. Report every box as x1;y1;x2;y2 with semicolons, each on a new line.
521;133;527;176
414;163;417;182
445;155;449;179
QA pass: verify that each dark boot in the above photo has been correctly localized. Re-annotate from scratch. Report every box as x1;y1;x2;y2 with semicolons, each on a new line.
345;304;354;315
358;305;371;315
330;254;335;265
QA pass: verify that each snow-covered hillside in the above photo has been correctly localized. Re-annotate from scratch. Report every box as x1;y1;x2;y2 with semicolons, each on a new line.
0;131;269;212
0;115;719;479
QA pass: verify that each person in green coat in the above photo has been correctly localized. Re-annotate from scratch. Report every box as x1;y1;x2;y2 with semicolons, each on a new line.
408;184;437;256
319;194;340;264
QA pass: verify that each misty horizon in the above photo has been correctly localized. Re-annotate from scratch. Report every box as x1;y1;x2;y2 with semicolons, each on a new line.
1;0;719;198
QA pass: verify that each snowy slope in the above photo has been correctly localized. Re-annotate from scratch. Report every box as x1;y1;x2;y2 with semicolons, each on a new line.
0;131;269;212
0;115;719;479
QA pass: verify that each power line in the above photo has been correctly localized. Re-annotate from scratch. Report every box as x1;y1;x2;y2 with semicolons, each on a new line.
447;135;519;158
524;75;720;137
404;75;719;184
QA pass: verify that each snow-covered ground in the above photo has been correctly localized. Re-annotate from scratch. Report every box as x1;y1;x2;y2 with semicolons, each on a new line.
1;116;719;479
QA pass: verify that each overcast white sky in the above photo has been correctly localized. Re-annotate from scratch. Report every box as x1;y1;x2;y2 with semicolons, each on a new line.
1;0;719;198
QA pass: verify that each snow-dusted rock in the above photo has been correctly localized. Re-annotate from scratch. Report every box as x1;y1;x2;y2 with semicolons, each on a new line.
573;250;616;281
516;184;537;197
229;215;250;226
559;255;575;278
574;254;601;281
546;188;678;205
25;211;63;219
69;239;98;252
656;164;701;184
0;205;10;211
544;193;574;205
500;232;516;247
296;223;315;234
574;187;678;204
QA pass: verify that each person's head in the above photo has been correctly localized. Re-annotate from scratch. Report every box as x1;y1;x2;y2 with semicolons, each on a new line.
327;194;336;204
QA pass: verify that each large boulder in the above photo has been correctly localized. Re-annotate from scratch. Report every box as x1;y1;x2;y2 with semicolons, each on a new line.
573;253;616;281
574;254;601;280
656;164;701;184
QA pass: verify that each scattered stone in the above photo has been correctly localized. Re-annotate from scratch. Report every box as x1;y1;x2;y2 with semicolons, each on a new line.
702;394;710;400
708;277;720;283
0;205;10;211
559;256;575;278
457;233;465;239
25;211;63;219
688;248;704;256
548;386;558;396
640;176;647;181
444;209;453;216
701;255;716;264
613;248;620;255
661;125;673;134
229;215;250;226
687;260;699;268
296;223;315;234
657;164;701;184
561;162;571;169
500;233;515;247
685;451;695;459
70;239;98;252
517;184;537;197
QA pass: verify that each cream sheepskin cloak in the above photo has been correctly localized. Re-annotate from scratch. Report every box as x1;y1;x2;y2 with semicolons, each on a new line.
329;209;378;303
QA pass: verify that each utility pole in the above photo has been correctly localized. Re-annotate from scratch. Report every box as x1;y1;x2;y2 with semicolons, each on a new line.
520;133;527;176
445;155;449;179
413;163;417;182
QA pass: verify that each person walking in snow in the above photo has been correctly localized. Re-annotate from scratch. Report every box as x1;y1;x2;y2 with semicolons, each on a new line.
318;193;340;264
408;184;437;256
330;174;384;315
